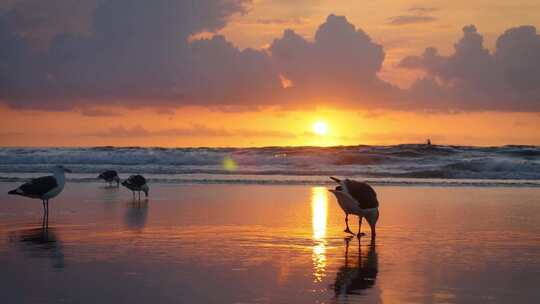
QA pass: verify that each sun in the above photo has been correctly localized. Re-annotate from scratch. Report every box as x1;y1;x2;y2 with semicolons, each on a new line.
312;121;329;136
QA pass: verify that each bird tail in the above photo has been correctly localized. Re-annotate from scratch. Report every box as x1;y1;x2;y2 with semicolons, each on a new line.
330;176;341;183
8;189;21;195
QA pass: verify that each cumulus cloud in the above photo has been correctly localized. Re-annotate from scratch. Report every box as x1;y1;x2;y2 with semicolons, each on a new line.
270;14;401;106
0;0;256;109
400;25;540;111
0;2;539;112
0;0;99;49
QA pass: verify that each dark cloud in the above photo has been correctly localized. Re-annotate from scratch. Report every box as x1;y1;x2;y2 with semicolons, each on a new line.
400;25;540;111
386;15;438;26
0;2;539;113
186;35;281;105
79;108;122;117
0;0;99;49
270;14;401;106
0;0;254;109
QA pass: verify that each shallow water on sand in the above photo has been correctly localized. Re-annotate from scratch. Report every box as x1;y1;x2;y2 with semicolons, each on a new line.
1;183;539;304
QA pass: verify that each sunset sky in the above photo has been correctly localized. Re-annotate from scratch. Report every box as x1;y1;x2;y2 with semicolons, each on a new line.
1;0;539;147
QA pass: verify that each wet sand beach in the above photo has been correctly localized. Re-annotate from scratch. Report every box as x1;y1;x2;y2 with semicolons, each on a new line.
1;183;539;303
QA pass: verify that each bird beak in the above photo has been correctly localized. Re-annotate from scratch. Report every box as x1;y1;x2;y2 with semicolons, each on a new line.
64;168;72;173
330;176;341;183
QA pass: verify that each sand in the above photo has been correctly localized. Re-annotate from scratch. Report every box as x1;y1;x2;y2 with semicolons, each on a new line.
1;183;539;303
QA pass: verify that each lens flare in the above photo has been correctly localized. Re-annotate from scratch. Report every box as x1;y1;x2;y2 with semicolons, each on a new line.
223;156;238;171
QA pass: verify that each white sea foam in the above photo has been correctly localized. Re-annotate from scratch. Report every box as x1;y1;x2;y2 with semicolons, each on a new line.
0;145;539;186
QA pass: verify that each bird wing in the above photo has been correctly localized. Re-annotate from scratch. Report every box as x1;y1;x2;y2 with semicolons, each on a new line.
100;170;116;179
343;180;379;209
18;176;58;197
131;175;146;186
329;189;361;214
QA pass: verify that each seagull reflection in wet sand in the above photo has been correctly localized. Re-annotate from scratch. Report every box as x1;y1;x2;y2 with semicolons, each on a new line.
125;199;149;231
9;224;65;269
333;237;378;297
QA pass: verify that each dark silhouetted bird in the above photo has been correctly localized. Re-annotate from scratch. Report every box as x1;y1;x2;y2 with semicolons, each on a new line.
121;175;149;200
329;177;379;238
8;165;72;222
98;170;120;187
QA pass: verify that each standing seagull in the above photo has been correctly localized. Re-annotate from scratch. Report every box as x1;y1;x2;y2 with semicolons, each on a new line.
8;165;72;223
329;177;379;238
98;170;120;187
121;175;149;200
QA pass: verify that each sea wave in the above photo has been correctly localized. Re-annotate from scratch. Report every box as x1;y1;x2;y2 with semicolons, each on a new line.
0;145;538;185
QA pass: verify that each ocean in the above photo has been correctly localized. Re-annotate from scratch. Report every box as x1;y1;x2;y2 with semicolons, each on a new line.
0;144;539;186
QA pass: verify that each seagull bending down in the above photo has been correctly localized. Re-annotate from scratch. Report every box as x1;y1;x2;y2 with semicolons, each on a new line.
122;175;149;200
329;177;379;238
98;170;120;187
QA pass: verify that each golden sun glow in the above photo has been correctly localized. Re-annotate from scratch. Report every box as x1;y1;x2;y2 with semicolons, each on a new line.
312;121;329;136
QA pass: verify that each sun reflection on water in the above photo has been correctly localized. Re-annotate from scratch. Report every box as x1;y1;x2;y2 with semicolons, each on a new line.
311;187;328;282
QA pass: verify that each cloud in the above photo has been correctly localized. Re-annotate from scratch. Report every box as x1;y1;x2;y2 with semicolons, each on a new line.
79;108;122;117
400;25;540;111
255;17;305;25
386;15;438;26
0;2;539;113
269;14;401;106
407;6;438;13
387;6;438;26
0;0;254;109
0;0;99;49
87;124;296;138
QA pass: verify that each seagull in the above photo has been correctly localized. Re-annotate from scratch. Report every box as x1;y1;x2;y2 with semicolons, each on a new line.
8;165;72;222
98;170;120;187
329;177;379;238
121;175;149;200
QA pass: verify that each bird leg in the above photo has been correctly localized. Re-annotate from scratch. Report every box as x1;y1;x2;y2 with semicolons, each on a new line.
358;216;366;237
42;200;46;227
344;214;354;235
366;210;379;239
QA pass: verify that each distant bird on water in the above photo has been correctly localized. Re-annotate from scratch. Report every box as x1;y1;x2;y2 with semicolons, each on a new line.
98;170;120;187
329;177;379;238
122;175;149;200
8;165;72;222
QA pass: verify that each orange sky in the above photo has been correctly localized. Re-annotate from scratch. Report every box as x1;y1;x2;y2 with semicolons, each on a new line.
0;0;539;147
1;105;539;147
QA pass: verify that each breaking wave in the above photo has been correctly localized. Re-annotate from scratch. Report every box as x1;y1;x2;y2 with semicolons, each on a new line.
0;144;539;186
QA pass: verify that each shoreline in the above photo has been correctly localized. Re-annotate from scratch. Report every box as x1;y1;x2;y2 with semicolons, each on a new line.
2;175;540;188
